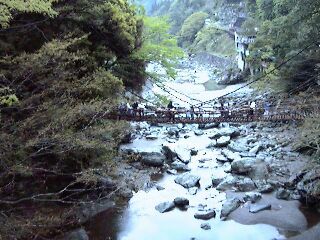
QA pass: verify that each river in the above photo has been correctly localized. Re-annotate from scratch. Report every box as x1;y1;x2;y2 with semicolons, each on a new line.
85;59;320;240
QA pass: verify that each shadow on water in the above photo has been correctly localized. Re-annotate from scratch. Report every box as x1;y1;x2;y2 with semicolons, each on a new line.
85;202;127;240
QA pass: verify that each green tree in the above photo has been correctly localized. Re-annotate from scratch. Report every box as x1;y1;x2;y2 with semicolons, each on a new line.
0;0;146;238
134;16;184;79
178;11;209;47
0;0;57;28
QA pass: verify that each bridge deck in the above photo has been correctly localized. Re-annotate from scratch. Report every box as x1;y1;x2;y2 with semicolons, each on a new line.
106;111;312;124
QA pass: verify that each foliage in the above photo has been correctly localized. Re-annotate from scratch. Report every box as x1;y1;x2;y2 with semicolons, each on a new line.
247;0;320;90
0;0;146;238
134;16;184;79
191;25;235;57
178;11;209;47
0;0;57;28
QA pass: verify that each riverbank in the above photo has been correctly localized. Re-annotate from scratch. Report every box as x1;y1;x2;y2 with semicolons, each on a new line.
77;56;320;240
81;111;320;239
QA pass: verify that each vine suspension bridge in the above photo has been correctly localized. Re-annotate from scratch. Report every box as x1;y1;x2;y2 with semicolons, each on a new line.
107;102;319;124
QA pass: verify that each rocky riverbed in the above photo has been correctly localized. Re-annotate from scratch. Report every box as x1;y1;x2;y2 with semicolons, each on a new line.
68;56;320;240
81;117;320;240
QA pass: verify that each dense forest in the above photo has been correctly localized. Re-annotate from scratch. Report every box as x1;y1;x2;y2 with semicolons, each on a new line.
141;0;320;89
0;0;320;239
0;0;182;238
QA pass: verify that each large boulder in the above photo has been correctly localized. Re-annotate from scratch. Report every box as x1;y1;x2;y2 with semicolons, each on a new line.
217;69;244;85
140;152;166;167
231;158;256;175
296;168;320;204
221;197;242;218
175;173;200;188
216;175;238;191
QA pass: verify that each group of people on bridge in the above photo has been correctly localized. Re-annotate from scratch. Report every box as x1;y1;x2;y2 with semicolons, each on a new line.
116;99;273;121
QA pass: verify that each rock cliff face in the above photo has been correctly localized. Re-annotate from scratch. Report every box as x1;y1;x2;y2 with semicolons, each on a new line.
140;0;248;82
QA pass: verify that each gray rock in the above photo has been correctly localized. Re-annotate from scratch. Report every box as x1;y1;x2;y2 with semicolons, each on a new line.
194;130;204;136
167;127;179;136
63;228;89;240
200;223;211;230
162;145;177;162
176;149;191;164
239;152;256;158
194;210;216;220
174;197;189;207
217;70;244;85
174;173;200;188
228;141;248;153
244;192;262;203
207;140;217;148
221;198;241;218
198;123;219;129
222;149;241;162
171;161;191;171
216;154;229;163
140;152;165;167
231;158;256;174
218;127;240;138
216;136;231;147
249;203;272;213
276;188;291;200
258;184;274;193
208;130;221;139
237;177;256;192
145;135;158;140
167;169;178;175
255;181;274;193
156;185;165;191
155;201;175;213
190;149;198;156
249;144;263;154
296;168;320;204
188;187;198;195
212;175;225;187
216;175;238;191
199;158;211;163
